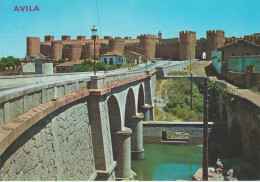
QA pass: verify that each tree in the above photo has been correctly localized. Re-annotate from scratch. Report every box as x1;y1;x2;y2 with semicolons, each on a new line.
141;56;146;64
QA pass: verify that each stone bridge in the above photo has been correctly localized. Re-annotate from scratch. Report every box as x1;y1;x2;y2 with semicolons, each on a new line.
0;63;188;181
211;80;260;166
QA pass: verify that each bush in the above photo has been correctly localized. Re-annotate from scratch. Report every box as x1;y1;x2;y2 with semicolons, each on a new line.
71;60;115;72
159;78;203;121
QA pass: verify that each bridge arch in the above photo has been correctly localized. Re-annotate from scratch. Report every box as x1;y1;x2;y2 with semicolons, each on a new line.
137;83;145;113
107;95;122;160
125;88;136;128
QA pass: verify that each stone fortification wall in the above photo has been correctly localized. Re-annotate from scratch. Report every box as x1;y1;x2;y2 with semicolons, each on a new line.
156;42;179;60
0;98;96;180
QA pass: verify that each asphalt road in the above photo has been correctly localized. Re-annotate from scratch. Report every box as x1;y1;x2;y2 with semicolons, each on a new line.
129;60;186;72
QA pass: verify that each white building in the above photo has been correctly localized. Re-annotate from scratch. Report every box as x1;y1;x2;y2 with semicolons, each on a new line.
100;52;126;66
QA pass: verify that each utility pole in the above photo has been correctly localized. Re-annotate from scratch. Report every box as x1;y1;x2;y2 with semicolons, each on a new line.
190;49;193;111
146;54;148;70
203;78;209;181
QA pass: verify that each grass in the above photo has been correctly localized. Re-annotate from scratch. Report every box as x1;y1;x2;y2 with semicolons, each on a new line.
168;71;188;75
250;86;260;94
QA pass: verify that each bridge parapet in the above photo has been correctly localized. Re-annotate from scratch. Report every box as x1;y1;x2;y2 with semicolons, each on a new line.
0;78;90;126
156;61;190;78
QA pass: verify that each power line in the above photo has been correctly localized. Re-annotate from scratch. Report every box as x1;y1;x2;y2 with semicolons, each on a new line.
96;0;102;42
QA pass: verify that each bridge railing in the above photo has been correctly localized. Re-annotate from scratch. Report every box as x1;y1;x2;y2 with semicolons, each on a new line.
215;80;242;96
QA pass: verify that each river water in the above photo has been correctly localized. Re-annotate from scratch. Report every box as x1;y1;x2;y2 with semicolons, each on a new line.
131;144;203;181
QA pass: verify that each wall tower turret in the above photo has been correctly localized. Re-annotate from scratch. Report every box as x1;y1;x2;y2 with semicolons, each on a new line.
179;31;196;60
70;44;82;61
206;30;225;59
109;37;125;53
139;34;157;59
51;41;63;61
27;37;40;56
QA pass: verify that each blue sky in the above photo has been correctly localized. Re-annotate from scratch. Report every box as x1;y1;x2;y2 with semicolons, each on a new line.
0;0;260;57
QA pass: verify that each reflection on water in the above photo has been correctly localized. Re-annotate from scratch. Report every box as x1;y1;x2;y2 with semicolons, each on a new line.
131;144;202;181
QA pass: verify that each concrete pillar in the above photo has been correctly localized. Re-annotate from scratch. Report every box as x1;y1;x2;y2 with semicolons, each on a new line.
141;104;153;121
90;75;106;89
115;127;133;180
131;113;144;160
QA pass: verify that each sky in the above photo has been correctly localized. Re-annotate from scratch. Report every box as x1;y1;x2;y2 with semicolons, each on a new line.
0;0;260;58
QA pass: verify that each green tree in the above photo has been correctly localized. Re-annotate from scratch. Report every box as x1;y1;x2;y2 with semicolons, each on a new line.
141;56;146;64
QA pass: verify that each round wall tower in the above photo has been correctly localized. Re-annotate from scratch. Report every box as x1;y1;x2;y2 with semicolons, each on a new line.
139;34;157;59
206;30;225;59
179;31;196;60
51;41;63;61
83;42;101;59
70;44;82;61
27;37;40;56
109;37;125;53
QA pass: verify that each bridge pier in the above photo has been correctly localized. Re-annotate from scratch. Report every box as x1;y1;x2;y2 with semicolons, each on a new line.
131;113;144;160
115;127;133;180
88;95;116;181
141;104;153;121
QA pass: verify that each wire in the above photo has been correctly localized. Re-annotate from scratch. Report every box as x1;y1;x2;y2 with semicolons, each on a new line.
96;0;102;44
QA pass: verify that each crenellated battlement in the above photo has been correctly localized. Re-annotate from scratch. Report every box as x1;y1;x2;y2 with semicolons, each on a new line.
207;30;225;36
44;35;54;42
77;35;86;41
138;34;157;39
61;35;71;41
156;41;179;46
104;36;111;39
124;36;132;40
27;37;40;39
179;31;196;35
125;42;139;47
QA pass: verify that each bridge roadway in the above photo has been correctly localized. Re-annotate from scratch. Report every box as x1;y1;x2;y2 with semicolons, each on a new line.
0;60;188;92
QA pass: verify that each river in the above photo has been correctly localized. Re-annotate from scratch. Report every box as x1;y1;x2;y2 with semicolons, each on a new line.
131;144;203;181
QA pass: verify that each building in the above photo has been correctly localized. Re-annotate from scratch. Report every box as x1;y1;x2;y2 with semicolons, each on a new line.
211;50;223;75
123;51;143;64
227;55;260;73
226;55;260;89
217;39;260;77
55;60;84;73
100;52;126;66
20;59;53;75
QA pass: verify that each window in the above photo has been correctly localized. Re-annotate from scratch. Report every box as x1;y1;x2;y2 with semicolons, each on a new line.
232;53;235;56
247;53;250;55
104;58;107;64
109;58;113;65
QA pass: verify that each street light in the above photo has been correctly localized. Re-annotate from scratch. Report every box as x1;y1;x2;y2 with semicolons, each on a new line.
91;26;98;75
